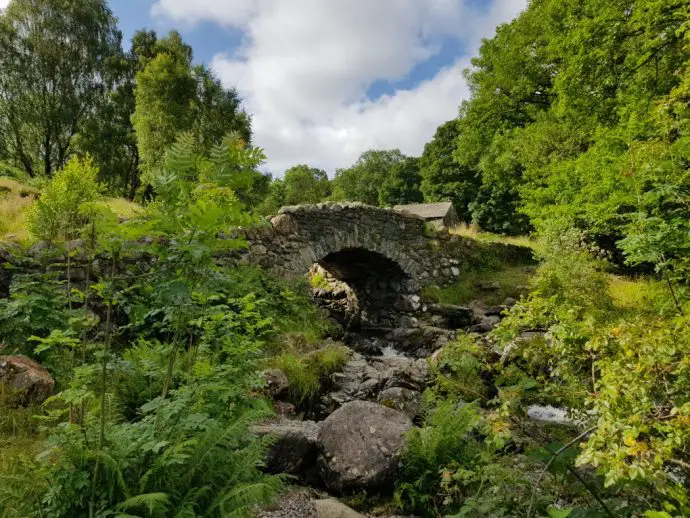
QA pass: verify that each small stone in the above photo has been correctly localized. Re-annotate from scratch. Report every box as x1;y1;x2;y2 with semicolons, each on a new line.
273;401;296;417
377;387;422;420
263;369;289;398
252;244;268;255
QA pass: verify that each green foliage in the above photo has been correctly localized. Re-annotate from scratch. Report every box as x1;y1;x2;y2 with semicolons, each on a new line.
26;156;101;243
281;164;332;205
433;334;492;401
132;50;197;181
378;156;423;206
448;0;690;245
331;149;407;205
132;31;251;188
310;271;330;290
420;120;480;222
0;0;122;178
271;344;350;403
0;273;73;355
0;130;285;517
492;228;690;513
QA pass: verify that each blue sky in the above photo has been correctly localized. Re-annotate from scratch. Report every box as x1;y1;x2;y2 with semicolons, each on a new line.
1;0;527;175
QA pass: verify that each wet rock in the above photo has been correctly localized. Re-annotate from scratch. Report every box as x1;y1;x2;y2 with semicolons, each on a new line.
313;498;365;518
318;401;413;492
320;353;430;415
378;387;422;420
264;369;290;398
427;304;473;329
503;297;518;307
485;305;508;317
385;326;454;356
273;401;296;417
468;316;500;334
254;419;321;478
0;355;54;407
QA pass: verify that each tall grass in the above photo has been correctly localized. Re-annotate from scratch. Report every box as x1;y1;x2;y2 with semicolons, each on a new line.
450;223;537;251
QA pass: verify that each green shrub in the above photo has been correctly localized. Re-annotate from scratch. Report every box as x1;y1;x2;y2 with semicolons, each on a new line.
433;334;491;401
272;344;350;403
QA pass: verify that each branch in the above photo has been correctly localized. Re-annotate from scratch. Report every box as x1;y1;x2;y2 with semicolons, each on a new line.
526;425;603;518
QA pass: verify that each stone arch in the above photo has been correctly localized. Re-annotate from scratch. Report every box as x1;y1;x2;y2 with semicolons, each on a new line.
239;202;466;325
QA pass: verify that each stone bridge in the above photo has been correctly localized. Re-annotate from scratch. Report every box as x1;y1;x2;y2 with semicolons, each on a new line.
230;203;471;327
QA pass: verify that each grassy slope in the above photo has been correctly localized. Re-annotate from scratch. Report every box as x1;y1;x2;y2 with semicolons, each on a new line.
0;176;142;245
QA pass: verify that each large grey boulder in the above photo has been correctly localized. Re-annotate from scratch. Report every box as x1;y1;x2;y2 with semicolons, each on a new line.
254;419;320;479
0;355;54;407
317;401;413;492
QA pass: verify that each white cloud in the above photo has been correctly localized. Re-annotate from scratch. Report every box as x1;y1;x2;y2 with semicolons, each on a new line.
152;0;527;175
0;0;10;9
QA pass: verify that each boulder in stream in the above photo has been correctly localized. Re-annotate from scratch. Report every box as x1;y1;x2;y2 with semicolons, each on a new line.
319;353;430;416
317;400;413;492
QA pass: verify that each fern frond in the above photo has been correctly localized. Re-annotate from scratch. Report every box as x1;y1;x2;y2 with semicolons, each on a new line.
210;477;282;517
116;492;170;516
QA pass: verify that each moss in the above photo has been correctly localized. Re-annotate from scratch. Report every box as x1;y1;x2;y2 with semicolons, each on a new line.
309;271;330;290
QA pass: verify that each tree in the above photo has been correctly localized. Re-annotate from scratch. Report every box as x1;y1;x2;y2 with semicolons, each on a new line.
420;120;480;221
0;0;122;177
75;49;140;198
131;34;197;183
332;149;406;205
379;156;423;206
282;165;331;205
132;31;251;189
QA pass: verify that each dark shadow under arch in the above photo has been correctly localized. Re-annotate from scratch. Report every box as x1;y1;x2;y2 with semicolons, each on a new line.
313;248;417;329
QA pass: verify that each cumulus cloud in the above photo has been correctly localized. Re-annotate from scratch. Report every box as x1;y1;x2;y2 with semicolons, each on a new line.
152;0;527;175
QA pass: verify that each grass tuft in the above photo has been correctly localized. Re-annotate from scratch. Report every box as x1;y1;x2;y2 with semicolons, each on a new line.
271;344;350;403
